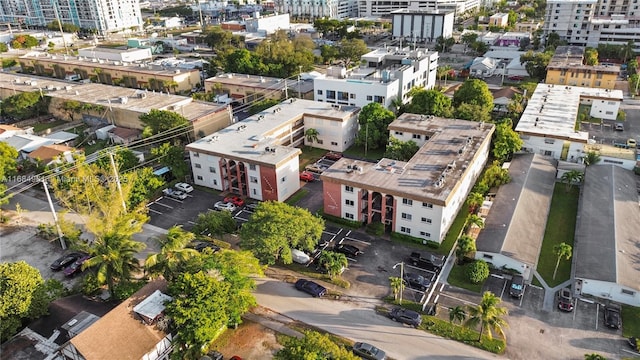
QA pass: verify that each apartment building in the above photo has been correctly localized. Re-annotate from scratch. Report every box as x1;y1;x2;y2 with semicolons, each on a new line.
543;0;640;50
515;83;623;161
186;99;360;202
359;0;479;18
205;73;315;103
18;52;200;94
314;47;438;109
545;46;620;89
321;114;494;243
391;10;454;43
273;0;357;19
0;0;142;35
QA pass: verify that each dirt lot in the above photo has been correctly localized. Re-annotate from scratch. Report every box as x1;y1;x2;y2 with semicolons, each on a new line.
210;320;282;359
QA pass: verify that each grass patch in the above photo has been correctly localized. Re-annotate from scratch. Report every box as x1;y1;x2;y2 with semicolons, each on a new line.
299;147;327;170
420;316;506;354
438;202;470;256
390;232;440;249
447;263;484;293
317;210;362;229
32;119;67;133
536;183;579;287
622;305;640;337
82;139;109;155
277;263;350;289
285;189;308;205
343;144;385;161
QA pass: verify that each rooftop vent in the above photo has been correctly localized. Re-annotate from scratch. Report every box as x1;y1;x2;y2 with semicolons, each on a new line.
237;125;247;132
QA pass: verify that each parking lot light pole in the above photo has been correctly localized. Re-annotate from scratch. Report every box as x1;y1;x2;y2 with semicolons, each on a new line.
393;262;404;304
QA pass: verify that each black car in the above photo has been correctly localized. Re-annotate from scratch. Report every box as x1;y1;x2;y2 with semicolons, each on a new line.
352;342;386;360
294;279;327;297
509;275;525;298
403;272;432;292
50;252;87;271
408;251;445;272
604;304;622;329
389;307;422;327
191;242;221;253
334;243;363;258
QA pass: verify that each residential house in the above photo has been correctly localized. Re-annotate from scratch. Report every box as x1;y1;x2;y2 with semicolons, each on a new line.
109;127;142;145
489;13;509;27
545;46;620;90
0;124;25;140
27;144;78;167
469;57;498;77
205;73;315;103
491;87;523;113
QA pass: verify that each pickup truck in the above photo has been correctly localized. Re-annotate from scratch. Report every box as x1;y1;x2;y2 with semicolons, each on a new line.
408;251;445;272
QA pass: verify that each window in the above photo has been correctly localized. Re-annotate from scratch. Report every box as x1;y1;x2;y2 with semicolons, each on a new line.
331;141;338;146
213;180;217;185
608;101;616;105
350;93;356;99
421;217;432;223
483;254;493;260
422;202;433;208
250;176;258;183
345;212;354;219
605;111;614;115
374;95;384;103
193;152;199;157
196;175;203;180
317;139;323;144
400;227;411;234
402;198;413;205
253;189;257;195
326;90;336;99
317;90;323;95
209;166;216;173
338;91;349;101
249;164;256;170
419;231;431;238
345;185;354;193
195;163;202;168
345;199;354;206
412;134;421;139
544;138;555;144
395;131;404;135
281;176;287;183
621;289;636;296
366;95;372;101
401;213;412;220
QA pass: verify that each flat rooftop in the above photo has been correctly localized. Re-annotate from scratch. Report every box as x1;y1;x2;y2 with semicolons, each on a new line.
0;73;226;121
321;114;495;205
584;143;637;160
515;83;623;142
186;99;359;167
390;9;454;15
205;73;314;93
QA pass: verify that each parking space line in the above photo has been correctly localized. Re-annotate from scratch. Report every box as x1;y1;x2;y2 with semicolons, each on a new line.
344;237;371;245
439;293;478;306
148;208;162;215
344;230;352;237
439;283;445;292
187;221;196;225
153;201;174;209
500;280;507;299
164;197;184;204
519;287;525;307
595;303;600;330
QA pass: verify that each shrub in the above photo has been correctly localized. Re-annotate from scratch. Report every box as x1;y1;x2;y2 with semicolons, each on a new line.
390;232;440;249
467;260;490;284
318;211;361;229
113;281;146;301
81;273;102;296
365;222;384;235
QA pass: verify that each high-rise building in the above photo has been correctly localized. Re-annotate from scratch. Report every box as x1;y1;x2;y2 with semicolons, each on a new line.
359;0;479;18
543;0;640;50
273;0;357;19
0;0;142;35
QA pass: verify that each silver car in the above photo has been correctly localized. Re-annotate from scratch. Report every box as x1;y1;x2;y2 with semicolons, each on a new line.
214;201;237;212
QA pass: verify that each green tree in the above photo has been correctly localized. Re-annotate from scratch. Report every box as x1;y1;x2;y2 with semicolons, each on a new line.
506;93;525;117
0;43;8;53
461;33;478;53
483;160;511;187
384;137;419;161
139;109;189;137
627;59;638;77
192;210;237;237
389;276;404;301
519;50;553;80
0;91;46;120
507;10;517;27
553;242;572;280
124;167;165;208
436;36;455;52
304;128;320;146
239;201;324;265
355;103;396;151
0;143;18;205
470;41;489;55
0;261;43;341
317;251;348;279
405;88;452;117
11;34;38;49
584;47;599;66
456;235;477;264
337;38;369;67
454;103;492;122
436;65;453;87
150;142;189;181
320;44;340;64
492;120;523;162
465;291;508;341
466;192;485;212
584;151;601;166
560;170;584;192
60;100;83;121
275;331;360;360
453;79;494;115
145;225;198;280
467;260;489;283
545;32;563;51
449;306;467;324
94;147;140;172
467;214;485;229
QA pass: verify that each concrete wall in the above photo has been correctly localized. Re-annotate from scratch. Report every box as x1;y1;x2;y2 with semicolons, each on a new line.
475;252;530;280
323;180;343;217
577;278;640;307
275;156;301;202
303;113;359;152
190;152;223;190
313;77;397;109
520;135;571;159
391;12;454;42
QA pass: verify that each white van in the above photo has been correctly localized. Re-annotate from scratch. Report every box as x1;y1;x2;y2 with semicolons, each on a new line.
291;249;310;264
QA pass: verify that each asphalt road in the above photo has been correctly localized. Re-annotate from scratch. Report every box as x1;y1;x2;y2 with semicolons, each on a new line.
254;278;500;360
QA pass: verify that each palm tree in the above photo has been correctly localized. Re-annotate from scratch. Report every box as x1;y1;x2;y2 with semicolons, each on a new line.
389;276;404;302
304;128;319;147
145;225;198;280
465;291;508;341
584;151;601;166
584;354;607;360
449;306;467;324
318;251;348;279
553;242;572;280
437;65;453;87
390;97;404;115
456;235;477;264
467;214;485;229
560;170;584;192
466;192;484;213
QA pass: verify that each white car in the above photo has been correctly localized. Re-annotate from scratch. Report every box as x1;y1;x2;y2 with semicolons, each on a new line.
162;188;188;200
174;182;194;193
214;201;237;212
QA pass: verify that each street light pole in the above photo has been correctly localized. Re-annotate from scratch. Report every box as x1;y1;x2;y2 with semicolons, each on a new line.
298;65;302;99
393;262;404;304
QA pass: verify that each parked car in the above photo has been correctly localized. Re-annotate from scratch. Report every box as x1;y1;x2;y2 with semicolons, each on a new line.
245;202;260;212
223;195;245;207
556;287;574;312
214;201;237;212
604;304;622;329
614;122;625;131
294;279;327;297
50;252;87;271
508;75;524;81
191;241;220;253
509;275;525;298
174;182;194;193
299;171;315;182
324;152;343;161
388;307;422;327
334;243;363;257
627;337;639;352
305;163;328;174
408;251;445;272
63;255;91;277
291;249;311;264
162;188;188;200
352;342;386;360
627;138;637;148
403;272;432;292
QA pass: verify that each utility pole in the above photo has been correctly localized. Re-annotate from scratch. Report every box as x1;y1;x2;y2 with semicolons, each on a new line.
108;152;127;212
298;65;302;99
51;3;69;55
42;179;66;249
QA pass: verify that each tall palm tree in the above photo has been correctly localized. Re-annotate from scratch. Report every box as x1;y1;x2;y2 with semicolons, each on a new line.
390;97;405;115
553;242;572;280
304;128;319;147
465;291;508;341
449;306;467;324
145;225;198;280
560;170;584;192
466;192;484;213
389;276;404;302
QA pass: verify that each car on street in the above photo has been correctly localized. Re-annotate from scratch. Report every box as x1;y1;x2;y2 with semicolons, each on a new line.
214;201;237;212
191;242;221;253
223;195;245;207
63;255;91;277
294;279;327;297
174;182;194;193
509;275;525;298
305;163;328;174
50;252;87;271
299;171;315;182
604;304;622;329
162;188;188;200
556;287;574;312
352;342;386;360
324;152;343;161
408;251;445;272
334;243;363;258
389;307;422;327
403;272;432;292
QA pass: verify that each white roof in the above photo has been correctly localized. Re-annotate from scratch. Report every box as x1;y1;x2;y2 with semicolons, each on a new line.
133;290;172;320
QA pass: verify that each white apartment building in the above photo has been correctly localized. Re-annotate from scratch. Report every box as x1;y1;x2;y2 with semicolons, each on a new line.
0;0;142;34
391;10;454;43
515;83;623;161
543;0;640;50
274;0;357;19
358;0;479;18
314;47;439;109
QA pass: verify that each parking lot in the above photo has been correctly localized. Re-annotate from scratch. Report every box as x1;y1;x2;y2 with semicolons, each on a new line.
581;107;640;146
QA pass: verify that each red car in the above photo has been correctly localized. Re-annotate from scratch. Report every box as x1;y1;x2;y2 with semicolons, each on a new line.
299;171;315;182
223;195;245;207
508;75;524;81
324;152;343;161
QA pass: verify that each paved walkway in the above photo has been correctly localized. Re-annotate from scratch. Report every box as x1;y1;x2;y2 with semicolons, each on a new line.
533;270;573;312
